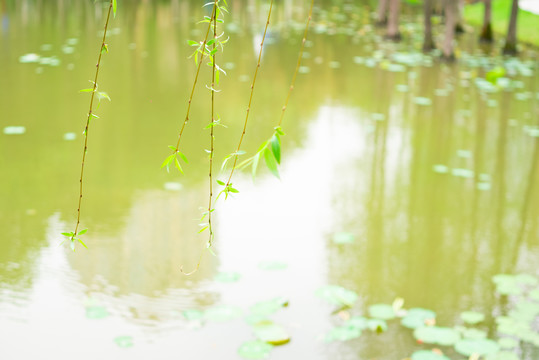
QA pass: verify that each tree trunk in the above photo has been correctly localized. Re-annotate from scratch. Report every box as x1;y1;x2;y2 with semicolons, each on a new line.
455;0;465;34
377;0;389;26
480;0;493;43
503;0;519;55
386;0;401;41
423;0;436;51
442;0;457;60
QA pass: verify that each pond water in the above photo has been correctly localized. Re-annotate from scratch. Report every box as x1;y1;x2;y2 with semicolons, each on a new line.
1;1;539;359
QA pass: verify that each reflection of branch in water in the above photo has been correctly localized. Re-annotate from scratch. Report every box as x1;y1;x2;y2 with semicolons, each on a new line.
494;96;508;273
511;137;539;268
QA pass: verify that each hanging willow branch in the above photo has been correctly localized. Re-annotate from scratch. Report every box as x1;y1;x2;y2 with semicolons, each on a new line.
61;0;116;251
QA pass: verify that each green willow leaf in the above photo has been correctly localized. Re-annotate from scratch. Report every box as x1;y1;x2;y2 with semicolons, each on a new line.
161;154;175;169
174;157;184;174
78;238;88;249
78;229;88;235
112;0;117;18
264;147;279;179
270;134;281;164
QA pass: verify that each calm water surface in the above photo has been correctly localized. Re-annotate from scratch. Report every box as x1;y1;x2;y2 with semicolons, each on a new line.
1;1;538;359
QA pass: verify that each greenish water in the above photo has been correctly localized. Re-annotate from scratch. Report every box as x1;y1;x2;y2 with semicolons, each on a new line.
1;1;538;359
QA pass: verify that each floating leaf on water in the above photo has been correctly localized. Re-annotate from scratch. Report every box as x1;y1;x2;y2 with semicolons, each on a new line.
477;182;491;191
62;45;75;54
410;350;450;360
485;351;520;360
460;311;485;325
238;340;273;359
315;285;358;307
454;339;500;357
479;173;491;181
514;274;538;286
66;38;79;45
253;320;290;345
3;126;26;135
386;63;406;72
63;132;76;141
451;168;474;178
528;289;539;301
368;304;395;320
114;336;134;348
204;305;243;322
434;89;450;97
214;271;241;283
346;316;369;330
258;261;288;271
182;309;204;321
457;150;472;158
325;325;361;342
486;66;506;83
456;326;487;340
497;337;518;349
371;113;385;122
401;308;436;329
19;53;40;63
163;182;182;191
414;326;461;346
249;297;288;318
85;305;109;319
332;232;355;244
367;318;388;333
432;164;449;174
396;84;409;92
40;44;53;51
353;56;364;64
414;97;432;106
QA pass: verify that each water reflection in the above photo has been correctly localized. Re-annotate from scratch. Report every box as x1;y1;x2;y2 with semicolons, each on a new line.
1;0;539;359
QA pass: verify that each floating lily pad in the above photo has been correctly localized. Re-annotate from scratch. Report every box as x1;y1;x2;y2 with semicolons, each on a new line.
485;351;519;360
315;285;358;307
396;84;409;92
460;311;485;324
114;335;134;348
346;316;369;330
498;337;518;349
432;164;449;174
63;132;76;141
85;305;109;319
414;97;432;106
514;274;538;286
477;182;491;191
238;340;273;359
258;261;288;270
451;168;474;178
3;126;26;135
332;232;355;244
19;53;40;63
325;325;362;342
367;318;388;333
411;350;450;360
214;271;241;283
401;308;436;329
414;326;460;346
253;320;290;345
456;326;487;340
182;309;204;321
528;289;539;301
368;304;395;320
249;297;288;318
454;339;500;356
204;305;242;322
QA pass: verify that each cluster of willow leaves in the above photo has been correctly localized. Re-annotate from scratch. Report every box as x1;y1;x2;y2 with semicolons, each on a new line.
61;0;311;254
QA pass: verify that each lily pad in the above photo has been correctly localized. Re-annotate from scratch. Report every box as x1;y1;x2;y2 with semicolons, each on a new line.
85;305;109;319
249;297;288;318
368;304;395;320
253;320;290;345
238;340;273;359
315;285;358;307
451;168;474;178
454;339;500;356
204;305;242;322
367;318;388;332
19;53;40;63
414;97;432;106
214;271;241;283
332;232;355;244
455;326;487;340
485;352;519;360
498;337;518;349
3;126;26;135
346;316;369;330
414;326;460;346
401;308;436;329
114;335;134;348
325;325;362;342
432;164;449;174
460;311;485;324
411;350;450;360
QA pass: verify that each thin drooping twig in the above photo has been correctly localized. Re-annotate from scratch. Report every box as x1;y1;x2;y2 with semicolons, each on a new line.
223;0;274;187
278;0;315;127
207;5;218;248
172;3;218;154
71;0;114;244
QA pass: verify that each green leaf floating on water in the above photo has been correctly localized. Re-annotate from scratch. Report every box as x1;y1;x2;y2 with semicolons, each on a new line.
182;309;204;321
204;305;243;322
238;340;273;359
454;338;500;356
368;304;395;320
485;352;520;360
497;337;518;349
253;320;290;345
401;308;436;329
325;325;362;342
114;335;134;348
410;350;450;360
413;97;432;106
85;306;109;319
367;318;388;333
460;311;485;324
249;297;289;318
214;271;241;283
332;232;355;244
455;326;487;340
315;285;358;307
414;326;460;346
